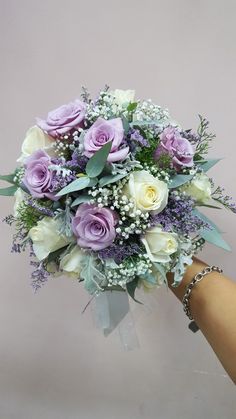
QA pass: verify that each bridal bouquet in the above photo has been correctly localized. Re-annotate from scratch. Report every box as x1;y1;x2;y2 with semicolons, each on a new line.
1;87;235;308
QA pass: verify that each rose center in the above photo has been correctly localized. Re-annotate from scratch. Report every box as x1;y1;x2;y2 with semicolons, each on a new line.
145;186;157;202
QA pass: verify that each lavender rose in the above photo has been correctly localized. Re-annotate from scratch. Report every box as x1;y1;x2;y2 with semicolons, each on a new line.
154;127;194;171
72;203;118;250
83;117;129;162
23;149;57;200
37;99;86;138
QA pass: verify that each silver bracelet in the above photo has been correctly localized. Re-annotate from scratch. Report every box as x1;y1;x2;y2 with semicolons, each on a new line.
182;265;223;332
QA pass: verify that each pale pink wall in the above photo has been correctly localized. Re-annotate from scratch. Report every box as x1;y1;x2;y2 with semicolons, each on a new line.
0;1;236;418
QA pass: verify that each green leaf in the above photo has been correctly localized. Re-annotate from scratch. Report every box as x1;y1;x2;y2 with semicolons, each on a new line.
127;102;138;112
0;173;16;184
56;176;91;197
169;174;194;189
192;208;221;231
0;185;17;196
71;194;91;207
194;159;207;164
99;173;127;187
131;119;162;127
192;208;231;251
19;183;30;194
126;278;143;304
88;177;98;187
200;227;231;251
85;142;112;178
200;158;222;172
121;116;130;135
47;246;68;263
196;203;222;210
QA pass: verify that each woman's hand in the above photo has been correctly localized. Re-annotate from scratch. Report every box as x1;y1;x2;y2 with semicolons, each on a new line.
167;256;236;385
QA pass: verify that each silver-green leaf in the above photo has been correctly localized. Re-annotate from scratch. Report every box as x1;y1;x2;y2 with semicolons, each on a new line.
0;185;17;196
0;173;16;184
169;174;194;189
71;194;91;207
99;173;127;187
200;158;222;172
85;142;112;178
193;208;231;251
56;176;91;197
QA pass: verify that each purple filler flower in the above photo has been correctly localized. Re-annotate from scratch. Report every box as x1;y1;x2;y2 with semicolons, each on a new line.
83;117;129;162
37;99;86;138
154;127;194;171
72;203;118;250
23;150;57;201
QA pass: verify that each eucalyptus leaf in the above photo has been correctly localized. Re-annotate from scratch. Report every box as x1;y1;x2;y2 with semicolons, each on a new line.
193;208;231;251
71;195;91;207
192;208;221;232
56;176;91;197
85;142;112;178
0;173;16;184
200;227;231;251
126;278;143;304
19;182;30;194
99;173;127;187
196;203;222;210
131;120;162;127
194;159;207;164
0;185;17;196
169;174;194;189
88;177;98;187
121;116;130;135
200;158;222;172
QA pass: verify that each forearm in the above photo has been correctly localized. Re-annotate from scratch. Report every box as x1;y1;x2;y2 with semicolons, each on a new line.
167;256;236;384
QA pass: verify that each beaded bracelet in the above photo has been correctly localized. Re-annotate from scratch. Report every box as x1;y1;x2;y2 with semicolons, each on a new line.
182;265;223;333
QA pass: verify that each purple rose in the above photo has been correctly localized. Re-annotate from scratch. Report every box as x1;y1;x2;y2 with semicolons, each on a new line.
37;99;86;138
23;150;57;200
83;117;129;162
72;203;118;250
154;127;194;171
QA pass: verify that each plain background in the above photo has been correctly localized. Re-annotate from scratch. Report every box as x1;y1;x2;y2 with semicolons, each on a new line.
0;1;236;418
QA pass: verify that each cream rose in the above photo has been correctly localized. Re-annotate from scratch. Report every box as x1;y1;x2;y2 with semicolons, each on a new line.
60;246;84;277
181;172;212;204
142;226;178;263
110;89;135;107
123;170;169;214
17;126;56;164
29;217;73;261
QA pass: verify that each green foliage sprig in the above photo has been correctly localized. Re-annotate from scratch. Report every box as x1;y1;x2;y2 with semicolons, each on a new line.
195;115;215;158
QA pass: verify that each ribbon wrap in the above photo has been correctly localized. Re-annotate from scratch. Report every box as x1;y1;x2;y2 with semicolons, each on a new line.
92;290;140;350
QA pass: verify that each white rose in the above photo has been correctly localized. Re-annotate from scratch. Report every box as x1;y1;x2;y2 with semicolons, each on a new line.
29;217;73;261
123;170;169;214
181;173;212;204
17;126;56;164
142;226;178;263
60;246;84;277
13;188;26;216
110;89;135;107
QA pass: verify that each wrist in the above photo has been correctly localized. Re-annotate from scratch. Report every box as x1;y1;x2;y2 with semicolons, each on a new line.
167;256;208;301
